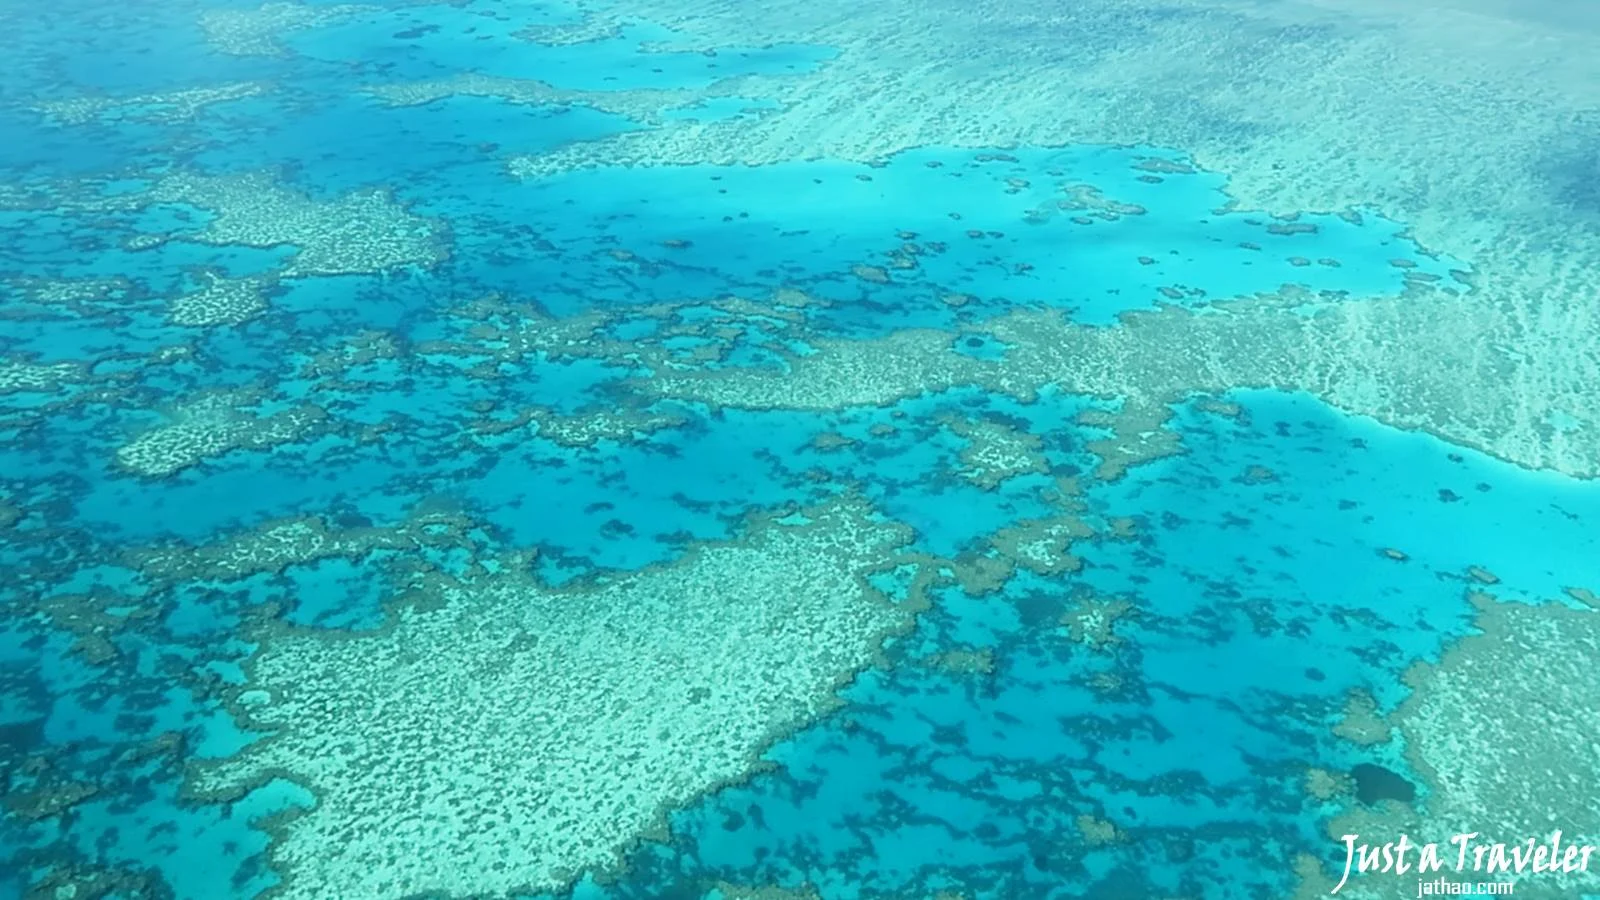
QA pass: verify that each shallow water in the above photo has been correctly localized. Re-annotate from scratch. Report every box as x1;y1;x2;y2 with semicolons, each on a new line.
2;1;1597;899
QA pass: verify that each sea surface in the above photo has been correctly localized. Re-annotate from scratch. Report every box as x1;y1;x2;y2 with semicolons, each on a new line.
2;1;1597;899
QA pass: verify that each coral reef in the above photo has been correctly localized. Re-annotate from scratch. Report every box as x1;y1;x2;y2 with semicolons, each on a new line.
412;290;813;377
502;0;1600;479
524;406;693;448
1077;402;1185;482
7;2;1599;896
1302;767;1353;803
2;276;134;314
1331;690;1393;746
127;507;477;588
186;497;926;898
167;274;272;327
1058;589;1136;651
940;412;1051;489
989;514;1093;577
31;83;267;125
365;73;704;126
142;172;446;276
199;3;374;56
0;361;83;395
644;281;1598;477
115;389;328;478
1308;592;1600;898
513;11;627;46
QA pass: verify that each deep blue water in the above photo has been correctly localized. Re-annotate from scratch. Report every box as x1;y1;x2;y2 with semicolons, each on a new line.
1;0;1594;899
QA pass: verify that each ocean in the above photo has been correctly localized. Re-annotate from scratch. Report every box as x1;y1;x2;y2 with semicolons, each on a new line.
2;0;1597;898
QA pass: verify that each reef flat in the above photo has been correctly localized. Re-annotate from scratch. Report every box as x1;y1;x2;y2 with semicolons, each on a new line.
499;0;1600;478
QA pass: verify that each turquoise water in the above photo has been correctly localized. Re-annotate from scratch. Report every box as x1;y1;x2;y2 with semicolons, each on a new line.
1;1;1594;899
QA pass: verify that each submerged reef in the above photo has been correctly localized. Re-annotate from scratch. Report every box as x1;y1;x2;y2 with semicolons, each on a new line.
1298;592;1600;899
140;173;448;277
4;0;1599;897
645;284;1571;480
502;0;1600;479
198;3;377;56
115;388;329;478
187;498;928;898
30;82;270;126
166;273;273;327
